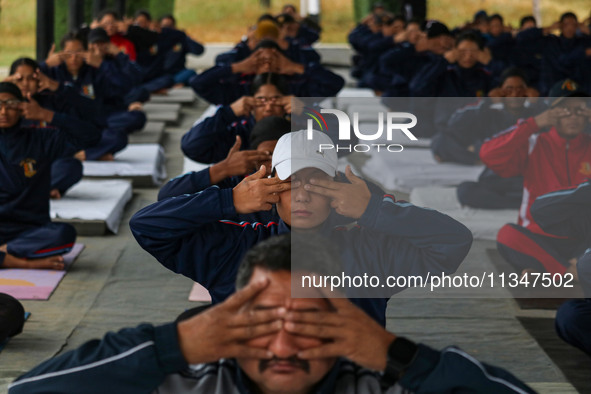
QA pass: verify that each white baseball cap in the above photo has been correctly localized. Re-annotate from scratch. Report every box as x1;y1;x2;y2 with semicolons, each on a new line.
272;129;338;180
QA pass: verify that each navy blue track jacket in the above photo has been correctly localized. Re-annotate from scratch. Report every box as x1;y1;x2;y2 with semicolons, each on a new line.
378;43;441;97
130;186;473;324
39;61;129;115
181;105;255;164
163;34;205;75
189;64;344;105
8;322;535;394
0;114;101;242
157;169;277;224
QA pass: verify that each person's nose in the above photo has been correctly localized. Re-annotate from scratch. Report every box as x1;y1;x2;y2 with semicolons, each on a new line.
293;183;310;203
267;328;300;358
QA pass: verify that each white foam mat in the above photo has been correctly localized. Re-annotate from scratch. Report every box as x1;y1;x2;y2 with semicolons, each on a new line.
50;180;133;234
410;186;518;241
342;149;483;194
83;144;167;186
149;87;196;104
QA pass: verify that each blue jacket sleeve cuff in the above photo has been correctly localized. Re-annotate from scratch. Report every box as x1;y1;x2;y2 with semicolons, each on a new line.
154;323;189;374
357;193;385;228
220;187;238;217
49;112;69;128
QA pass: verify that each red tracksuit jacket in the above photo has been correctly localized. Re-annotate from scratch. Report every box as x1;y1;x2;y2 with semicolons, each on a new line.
480;116;591;236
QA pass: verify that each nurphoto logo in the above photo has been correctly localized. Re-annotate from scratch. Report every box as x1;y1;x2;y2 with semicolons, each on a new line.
305;108;418;153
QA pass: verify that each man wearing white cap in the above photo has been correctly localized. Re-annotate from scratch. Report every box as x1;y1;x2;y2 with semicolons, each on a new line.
131;130;473;325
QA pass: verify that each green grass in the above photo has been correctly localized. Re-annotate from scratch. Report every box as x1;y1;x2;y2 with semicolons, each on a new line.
0;0;36;67
0;0;589;66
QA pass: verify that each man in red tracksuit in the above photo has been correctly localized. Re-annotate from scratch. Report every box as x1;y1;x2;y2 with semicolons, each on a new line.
480;79;591;276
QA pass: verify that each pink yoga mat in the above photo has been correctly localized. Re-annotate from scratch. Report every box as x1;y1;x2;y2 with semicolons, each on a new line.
0;243;85;300
188;282;212;302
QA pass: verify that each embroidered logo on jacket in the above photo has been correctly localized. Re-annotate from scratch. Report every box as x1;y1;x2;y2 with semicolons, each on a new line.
81;84;95;99
580;162;591;176
20;158;37;178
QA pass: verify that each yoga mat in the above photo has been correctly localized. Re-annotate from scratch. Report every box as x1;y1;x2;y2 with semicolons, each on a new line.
0;312;31;354
188;282;212;302
0;243;85;300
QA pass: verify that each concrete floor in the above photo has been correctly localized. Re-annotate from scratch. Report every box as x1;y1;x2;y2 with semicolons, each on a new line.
0;97;586;393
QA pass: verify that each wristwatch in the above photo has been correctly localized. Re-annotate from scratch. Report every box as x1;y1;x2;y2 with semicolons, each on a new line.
381;337;419;387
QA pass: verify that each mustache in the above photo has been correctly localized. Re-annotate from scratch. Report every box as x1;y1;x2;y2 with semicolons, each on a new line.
259;356;310;373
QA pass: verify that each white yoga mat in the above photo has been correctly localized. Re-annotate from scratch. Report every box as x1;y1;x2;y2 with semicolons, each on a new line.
83;144;167;186
410;186;518;241
50;180;133;234
344;149;483;194
149;87;196;104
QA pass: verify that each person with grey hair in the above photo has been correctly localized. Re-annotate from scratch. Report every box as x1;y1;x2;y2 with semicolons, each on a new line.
9;235;534;394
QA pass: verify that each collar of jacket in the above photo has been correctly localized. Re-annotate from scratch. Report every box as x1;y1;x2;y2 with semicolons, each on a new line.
547;126;589;150
0;119;22;135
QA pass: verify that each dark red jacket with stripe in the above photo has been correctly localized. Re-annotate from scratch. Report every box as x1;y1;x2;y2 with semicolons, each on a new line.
480;116;591;236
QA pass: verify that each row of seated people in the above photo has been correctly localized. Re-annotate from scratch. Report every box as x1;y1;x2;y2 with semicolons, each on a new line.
351;9;591;97
0;7;204;268
188;13;344;106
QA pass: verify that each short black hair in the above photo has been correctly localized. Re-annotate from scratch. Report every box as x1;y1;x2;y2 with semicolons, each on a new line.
257;13;277;24
235;234;342;289
249;116;291;149
159;14;176;25
455;31;484;50
498;66;529;87
560;12;577;23
251;73;289;96
519;15;536;28
10;57;39;76
282;4;297;13
97;9;120;21
488;13;503;24
278;13;296;25
134;9;152;21
60;31;87;50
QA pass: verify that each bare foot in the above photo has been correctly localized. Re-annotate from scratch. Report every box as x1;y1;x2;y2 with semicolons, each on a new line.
98;153;115;161
173;83;184;89
74;150;86;161
2;253;65;270
50;189;62;199
567;258;579;281
433;154;443;163
152;88;168;95
128;102;143;111
520;268;540;279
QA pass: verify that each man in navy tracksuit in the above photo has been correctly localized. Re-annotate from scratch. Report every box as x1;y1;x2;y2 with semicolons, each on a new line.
158;15;205;86
530;181;591;356
7;57;102;199
131;130;473;326
159;116;288;224
484;14;516;85
0;82;100;270
347;13;401;90
8;235;533;394
516;12;591;95
181;72;291;164
378;21;452;98
190;39;344;105
431;67;541;165
40;31;146;160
